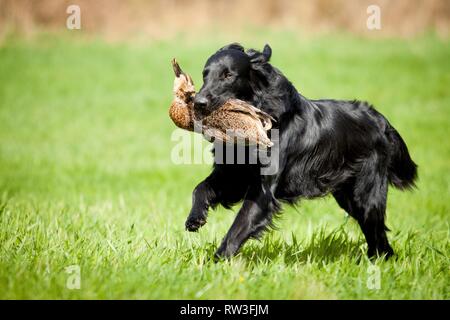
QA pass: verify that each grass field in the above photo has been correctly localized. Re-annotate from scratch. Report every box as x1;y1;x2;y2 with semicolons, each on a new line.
0;32;449;299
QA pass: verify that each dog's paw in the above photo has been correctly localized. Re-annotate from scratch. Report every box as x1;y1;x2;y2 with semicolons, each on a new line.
368;245;395;261
185;215;207;232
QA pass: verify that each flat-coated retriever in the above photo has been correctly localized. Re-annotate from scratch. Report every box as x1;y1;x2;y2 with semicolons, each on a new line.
185;43;417;260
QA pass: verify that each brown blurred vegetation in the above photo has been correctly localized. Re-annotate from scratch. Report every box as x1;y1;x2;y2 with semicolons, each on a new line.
1;0;449;40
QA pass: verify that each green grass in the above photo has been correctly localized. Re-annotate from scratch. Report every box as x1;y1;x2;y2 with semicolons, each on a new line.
0;32;449;299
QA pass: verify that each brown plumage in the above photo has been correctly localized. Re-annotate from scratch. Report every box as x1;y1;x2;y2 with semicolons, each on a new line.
169;59;274;148
169;59;196;131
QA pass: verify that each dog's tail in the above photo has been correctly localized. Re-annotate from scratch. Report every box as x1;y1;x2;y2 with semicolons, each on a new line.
385;124;418;190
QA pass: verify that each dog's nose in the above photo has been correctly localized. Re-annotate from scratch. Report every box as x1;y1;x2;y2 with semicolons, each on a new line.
194;96;209;110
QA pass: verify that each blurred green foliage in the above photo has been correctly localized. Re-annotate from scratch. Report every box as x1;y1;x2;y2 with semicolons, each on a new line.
0;33;448;299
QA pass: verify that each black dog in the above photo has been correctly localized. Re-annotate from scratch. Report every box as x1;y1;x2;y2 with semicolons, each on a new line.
185;43;417;259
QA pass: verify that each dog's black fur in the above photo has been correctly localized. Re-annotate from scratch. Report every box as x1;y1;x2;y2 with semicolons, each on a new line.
185;43;417;259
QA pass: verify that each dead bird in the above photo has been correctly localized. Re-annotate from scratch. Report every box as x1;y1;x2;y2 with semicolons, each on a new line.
169;59;196;131
169;59;274;147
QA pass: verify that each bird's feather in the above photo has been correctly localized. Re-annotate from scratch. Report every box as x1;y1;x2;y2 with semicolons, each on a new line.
222;99;274;130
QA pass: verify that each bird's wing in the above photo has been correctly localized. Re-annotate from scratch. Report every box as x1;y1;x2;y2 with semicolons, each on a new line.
202;127;229;144
222;99;275;130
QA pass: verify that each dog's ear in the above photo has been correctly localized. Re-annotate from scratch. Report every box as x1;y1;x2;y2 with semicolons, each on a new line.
247;44;272;90
261;44;272;61
218;43;245;53
247;44;272;65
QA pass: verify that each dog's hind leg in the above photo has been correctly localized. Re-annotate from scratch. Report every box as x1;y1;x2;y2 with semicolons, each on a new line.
333;155;394;259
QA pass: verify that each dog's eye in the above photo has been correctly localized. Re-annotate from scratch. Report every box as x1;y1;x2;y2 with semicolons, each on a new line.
221;71;232;80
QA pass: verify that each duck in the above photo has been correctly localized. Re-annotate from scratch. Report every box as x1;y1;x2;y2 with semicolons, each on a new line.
169;59;196;131
169;59;274;148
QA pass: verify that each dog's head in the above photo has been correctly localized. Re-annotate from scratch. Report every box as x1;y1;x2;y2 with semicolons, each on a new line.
194;43;272;118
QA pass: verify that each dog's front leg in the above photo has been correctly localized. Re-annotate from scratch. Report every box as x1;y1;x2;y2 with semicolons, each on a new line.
215;182;278;259
185;178;216;232
185;164;251;232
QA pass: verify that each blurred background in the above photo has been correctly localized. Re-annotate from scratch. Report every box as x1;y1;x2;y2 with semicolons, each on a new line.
1;0;449;40
0;1;449;299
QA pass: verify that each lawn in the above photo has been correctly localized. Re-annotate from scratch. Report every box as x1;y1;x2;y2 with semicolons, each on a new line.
0;32;448;299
